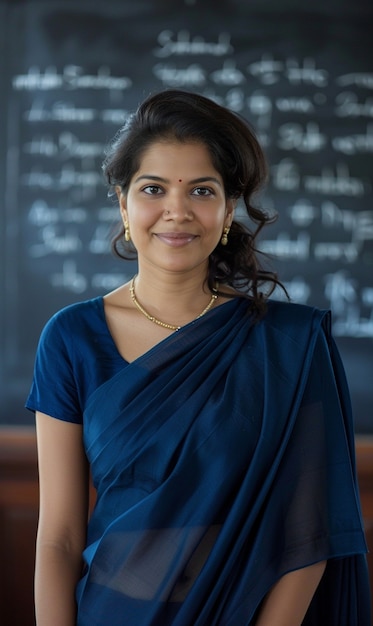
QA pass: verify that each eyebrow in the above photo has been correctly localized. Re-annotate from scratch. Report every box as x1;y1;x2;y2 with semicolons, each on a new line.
134;175;222;186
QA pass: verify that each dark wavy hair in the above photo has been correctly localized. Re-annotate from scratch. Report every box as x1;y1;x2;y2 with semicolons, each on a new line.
102;89;286;315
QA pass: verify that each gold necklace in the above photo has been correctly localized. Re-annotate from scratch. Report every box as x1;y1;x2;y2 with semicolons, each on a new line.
129;276;218;331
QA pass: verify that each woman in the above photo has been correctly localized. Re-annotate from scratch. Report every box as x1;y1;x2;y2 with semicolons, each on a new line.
27;90;371;625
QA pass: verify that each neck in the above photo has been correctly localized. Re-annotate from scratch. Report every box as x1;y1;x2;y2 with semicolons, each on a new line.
130;276;217;331
132;267;217;327
136;264;211;296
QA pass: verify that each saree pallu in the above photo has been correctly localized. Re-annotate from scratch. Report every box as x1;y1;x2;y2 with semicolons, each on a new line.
76;298;371;625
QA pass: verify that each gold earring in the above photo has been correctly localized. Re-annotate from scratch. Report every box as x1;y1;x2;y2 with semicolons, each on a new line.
221;227;230;246
124;222;131;242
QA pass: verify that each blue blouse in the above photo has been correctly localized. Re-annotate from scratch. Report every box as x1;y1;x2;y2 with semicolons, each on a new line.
26;297;126;423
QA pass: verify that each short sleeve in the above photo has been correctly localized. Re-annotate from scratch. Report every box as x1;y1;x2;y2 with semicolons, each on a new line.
26;311;83;424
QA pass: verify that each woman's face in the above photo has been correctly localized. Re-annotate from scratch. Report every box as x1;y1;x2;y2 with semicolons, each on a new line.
117;140;234;276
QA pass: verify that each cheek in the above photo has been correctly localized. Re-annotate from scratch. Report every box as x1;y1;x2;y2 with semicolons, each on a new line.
203;210;227;231
127;206;160;234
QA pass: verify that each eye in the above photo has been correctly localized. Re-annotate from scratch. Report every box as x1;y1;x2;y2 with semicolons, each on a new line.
142;185;163;195
191;187;214;197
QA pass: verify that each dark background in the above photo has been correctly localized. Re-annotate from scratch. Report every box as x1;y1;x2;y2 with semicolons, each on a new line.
1;0;372;432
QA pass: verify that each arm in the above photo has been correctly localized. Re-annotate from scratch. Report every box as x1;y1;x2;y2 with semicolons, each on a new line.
255;560;326;626
35;411;89;626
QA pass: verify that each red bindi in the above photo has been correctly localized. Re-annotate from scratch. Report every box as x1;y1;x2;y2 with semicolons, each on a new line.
178;179;182;182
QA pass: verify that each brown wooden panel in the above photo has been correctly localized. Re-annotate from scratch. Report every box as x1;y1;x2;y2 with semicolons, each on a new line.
356;436;373;520
0;506;37;626
0;428;38;626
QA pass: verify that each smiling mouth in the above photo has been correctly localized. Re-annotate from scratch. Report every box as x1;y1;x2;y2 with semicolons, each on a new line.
155;233;197;246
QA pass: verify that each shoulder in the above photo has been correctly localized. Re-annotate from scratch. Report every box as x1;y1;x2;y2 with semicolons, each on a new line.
49;296;103;323
261;299;331;336
38;297;105;355
42;297;103;336
265;299;328;319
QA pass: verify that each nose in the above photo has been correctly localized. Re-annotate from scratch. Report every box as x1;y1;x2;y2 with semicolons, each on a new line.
163;191;193;221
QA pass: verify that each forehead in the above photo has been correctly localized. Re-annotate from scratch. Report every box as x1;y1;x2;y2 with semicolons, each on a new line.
136;140;217;172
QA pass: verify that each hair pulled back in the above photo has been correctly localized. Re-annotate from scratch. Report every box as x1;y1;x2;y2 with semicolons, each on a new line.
103;89;285;314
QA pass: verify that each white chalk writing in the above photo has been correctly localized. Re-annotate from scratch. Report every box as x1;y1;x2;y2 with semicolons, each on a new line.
247;55;283;85
271;159;300;191
324;271;357;314
89;226;112;254
153;30;233;57
13;65;131;92
152;63;206;86
277;122;327;152
287;199;319;227
335;92;373;117
276;97;315;113
24;133;106;159
336;73;373;89
91;273;127;290
282;277;311;303
210;60;245;85
50;260;87;293
24;100;96;123
332;307;373;338
285;58;328;87
259;232;310;260
22;165;103;191
314;241;361;263
29;226;82;258
28;200;87;225
304;163;366;196
362;288;373;306
332;124;373;154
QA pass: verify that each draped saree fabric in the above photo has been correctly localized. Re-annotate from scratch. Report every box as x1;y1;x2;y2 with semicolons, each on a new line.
74;299;370;625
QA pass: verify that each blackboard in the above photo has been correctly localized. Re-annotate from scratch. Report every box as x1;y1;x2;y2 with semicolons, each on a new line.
1;0;372;432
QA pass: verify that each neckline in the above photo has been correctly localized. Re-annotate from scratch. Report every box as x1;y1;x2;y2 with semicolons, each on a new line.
96;294;244;366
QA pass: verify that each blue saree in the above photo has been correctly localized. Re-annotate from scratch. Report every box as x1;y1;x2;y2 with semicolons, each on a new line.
74;298;370;625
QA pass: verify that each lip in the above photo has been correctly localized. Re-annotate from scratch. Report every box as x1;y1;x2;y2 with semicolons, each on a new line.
154;232;197;247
